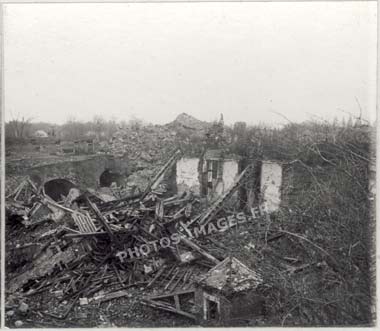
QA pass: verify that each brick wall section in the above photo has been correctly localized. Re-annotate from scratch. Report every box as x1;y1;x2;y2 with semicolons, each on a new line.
5;155;119;194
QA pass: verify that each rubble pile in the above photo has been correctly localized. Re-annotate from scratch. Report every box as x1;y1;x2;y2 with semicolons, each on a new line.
5;149;268;327
107;125;177;160
107;113;212;163
5;117;374;327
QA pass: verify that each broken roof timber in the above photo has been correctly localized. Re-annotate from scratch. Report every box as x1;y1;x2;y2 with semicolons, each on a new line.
197;257;263;293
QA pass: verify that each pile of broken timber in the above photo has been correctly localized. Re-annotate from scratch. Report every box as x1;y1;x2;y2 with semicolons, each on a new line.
6;149;255;321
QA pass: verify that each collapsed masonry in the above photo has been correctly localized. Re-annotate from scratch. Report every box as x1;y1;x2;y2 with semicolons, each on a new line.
5;149;283;326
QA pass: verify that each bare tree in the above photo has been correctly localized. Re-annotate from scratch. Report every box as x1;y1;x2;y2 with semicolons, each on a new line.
92;115;106;141
128;115;146;131
61;115;86;141
6;112;33;138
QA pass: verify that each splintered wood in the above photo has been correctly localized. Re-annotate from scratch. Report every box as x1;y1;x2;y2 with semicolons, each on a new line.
6;149;261;323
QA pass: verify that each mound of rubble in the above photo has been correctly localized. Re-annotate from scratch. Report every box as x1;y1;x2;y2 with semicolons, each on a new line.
5;131;374;328
5;150;268;327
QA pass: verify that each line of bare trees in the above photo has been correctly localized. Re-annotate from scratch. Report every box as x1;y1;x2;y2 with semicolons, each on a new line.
5;114;147;142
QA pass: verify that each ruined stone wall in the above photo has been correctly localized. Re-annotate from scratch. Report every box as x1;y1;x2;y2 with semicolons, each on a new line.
260;161;282;212
6;155;123;194
175;157;284;210
176;157;200;195
221;160;239;194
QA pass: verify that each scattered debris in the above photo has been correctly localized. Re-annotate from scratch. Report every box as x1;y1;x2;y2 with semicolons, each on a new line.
15;320;24;328
6;148;272;326
18;302;29;314
6;118;374;327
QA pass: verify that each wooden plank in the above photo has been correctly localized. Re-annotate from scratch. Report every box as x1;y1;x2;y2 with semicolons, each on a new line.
160;265;176;284
181;237;220;265
208;237;227;250
6;181;24;199
64;232;109;238
182;267;194;289
73;213;85;233
179;221;193;238
27;178;38;192
143;299;196;320
147;264;167;288
163;197;191;207
170;269;186;292
170;206;187;220
112;263;125;286
174;295;180;311
141;149;182;200
198;164;254;227
84;212;97;232
43;196;75;214
84;195;115;241
92;290;130;304
155;200;164;220
147;288;195;300
14;181;26;201
164;268;180;291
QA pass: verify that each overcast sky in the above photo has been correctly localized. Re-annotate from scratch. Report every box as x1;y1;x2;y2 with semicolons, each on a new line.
4;2;377;126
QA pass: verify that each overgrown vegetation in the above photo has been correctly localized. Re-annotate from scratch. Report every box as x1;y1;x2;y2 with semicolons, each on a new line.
194;118;374;326
233;120;374;326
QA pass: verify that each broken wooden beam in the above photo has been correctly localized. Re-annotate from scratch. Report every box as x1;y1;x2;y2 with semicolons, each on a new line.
142;299;196;320
141;149;182;200
180;236;220;265
174;294;181;311
182;268;194;290
161;265;177;284
98;192;142;211
92;289;131;304
165;268;180;291
147;288;195;300
64;231;109;238
198;164;254;227
170;269;186;292
84;195;115;242
42;195;76;214
147;264;167;288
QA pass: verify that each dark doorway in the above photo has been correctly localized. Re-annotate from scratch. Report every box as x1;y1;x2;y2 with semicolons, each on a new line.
44;179;76;202
99;169;124;187
206;298;219;320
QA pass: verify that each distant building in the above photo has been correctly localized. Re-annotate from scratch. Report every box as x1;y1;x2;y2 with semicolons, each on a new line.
34;130;49;138
85;131;97;138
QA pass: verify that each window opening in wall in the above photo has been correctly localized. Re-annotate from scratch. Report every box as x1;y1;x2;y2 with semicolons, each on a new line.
206;298;219;320
212;160;218;179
